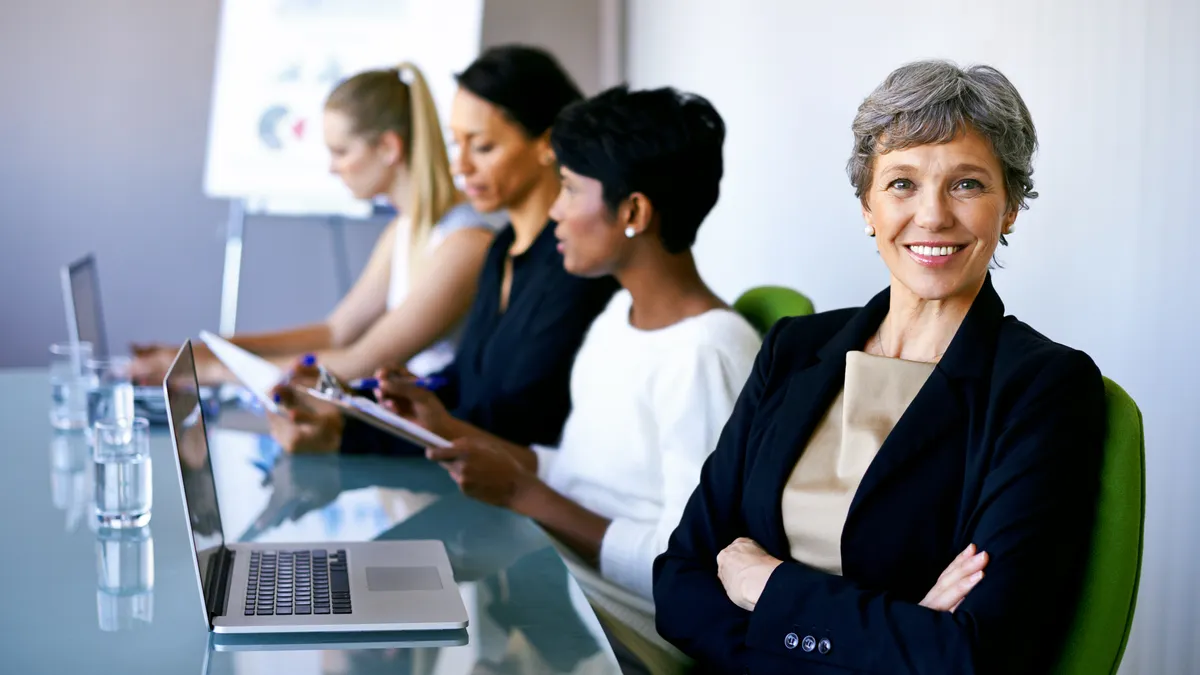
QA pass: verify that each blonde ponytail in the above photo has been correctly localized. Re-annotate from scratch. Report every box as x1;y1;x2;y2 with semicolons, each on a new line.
396;62;461;283
325;62;462;285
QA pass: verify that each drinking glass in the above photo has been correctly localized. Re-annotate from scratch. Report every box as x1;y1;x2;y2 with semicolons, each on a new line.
92;418;152;529
86;356;136;427
49;341;94;430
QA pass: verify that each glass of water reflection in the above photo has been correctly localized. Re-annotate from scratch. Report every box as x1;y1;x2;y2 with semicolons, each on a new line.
49;341;95;430
93;417;152;529
86;356;136;427
50;430;93;532
95;522;155;631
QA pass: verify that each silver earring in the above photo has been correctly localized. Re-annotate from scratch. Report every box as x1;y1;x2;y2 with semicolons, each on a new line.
864;225;875;237
625;226;636;239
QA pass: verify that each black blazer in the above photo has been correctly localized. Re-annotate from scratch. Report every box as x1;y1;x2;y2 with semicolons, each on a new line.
653;275;1105;675
341;222;618;455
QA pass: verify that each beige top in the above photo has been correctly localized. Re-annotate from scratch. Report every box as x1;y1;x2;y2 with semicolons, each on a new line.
781;350;935;575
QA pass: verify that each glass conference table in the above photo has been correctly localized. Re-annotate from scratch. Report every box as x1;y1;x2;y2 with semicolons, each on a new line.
0;369;622;674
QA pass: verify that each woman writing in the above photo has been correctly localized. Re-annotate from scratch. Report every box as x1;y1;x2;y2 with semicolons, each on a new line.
270;46;618;453
363;86;761;675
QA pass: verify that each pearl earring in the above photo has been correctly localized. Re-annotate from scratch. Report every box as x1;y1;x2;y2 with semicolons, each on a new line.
864;225;876;237
625;226;636;239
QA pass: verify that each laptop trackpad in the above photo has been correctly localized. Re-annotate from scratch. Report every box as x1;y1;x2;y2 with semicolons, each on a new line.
365;566;443;592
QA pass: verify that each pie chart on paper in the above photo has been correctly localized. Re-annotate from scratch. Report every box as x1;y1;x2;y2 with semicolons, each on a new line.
257;105;307;150
202;0;484;203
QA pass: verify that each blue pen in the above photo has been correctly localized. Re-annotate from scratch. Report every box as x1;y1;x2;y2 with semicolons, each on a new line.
348;377;380;391
348;375;447;391
274;353;316;390
414;376;448;391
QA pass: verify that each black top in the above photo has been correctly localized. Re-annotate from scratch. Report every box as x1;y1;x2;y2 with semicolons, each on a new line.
342;221;618;453
653;274;1106;675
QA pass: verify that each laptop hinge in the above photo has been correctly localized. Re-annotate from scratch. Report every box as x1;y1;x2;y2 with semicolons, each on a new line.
204;547;236;619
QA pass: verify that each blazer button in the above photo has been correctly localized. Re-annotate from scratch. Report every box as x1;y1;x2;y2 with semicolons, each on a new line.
801;635;817;653
784;633;799;650
818;638;832;655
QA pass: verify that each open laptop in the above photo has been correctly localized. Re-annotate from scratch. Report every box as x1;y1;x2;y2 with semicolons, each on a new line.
164;339;469;634
60;254;110;358
60;254;176;415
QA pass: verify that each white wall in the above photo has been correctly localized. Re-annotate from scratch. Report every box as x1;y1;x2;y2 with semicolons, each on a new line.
626;1;1200;673
481;0;607;94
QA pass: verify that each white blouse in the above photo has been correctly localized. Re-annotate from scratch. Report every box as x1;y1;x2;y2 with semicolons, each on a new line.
533;288;760;599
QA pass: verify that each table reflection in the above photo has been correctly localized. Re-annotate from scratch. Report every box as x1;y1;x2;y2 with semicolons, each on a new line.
3;371;621;673
192;428;616;674
94;521;155;631
205;553;609;675
48;429;91;532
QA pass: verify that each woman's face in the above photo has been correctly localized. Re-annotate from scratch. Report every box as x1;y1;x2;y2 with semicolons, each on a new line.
323;109;398;200
549;167;629;277
449;87;552;214
863;128;1016;304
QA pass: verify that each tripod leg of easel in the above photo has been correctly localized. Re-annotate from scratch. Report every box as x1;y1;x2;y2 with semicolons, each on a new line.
219;199;246;336
328;216;352;298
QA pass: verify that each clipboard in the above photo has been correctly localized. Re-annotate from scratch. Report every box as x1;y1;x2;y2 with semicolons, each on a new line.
198;330;282;414
301;387;452;449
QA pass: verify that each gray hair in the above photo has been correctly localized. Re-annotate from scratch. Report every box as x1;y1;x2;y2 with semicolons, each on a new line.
847;60;1039;218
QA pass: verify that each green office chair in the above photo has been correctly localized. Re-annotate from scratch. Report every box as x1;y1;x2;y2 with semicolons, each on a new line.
731;286;1142;674
1051;377;1145;675
733;286;815;335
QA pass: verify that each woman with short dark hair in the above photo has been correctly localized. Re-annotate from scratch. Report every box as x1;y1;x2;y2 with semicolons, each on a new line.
373;85;762;675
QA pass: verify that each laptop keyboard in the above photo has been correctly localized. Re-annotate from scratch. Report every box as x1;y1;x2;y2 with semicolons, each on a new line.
243;549;353;616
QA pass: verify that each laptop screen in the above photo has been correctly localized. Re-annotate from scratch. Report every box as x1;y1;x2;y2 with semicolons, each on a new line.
164;341;226;596
62;255;110;358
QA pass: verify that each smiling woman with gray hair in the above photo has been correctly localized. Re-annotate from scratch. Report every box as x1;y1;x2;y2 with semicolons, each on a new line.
652;60;1106;674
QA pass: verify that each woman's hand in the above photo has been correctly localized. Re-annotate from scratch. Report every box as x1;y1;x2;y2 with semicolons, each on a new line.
131;342;227;386
267;388;345;453
425;437;536;509
276;357;321;391
717;537;784;611
267;357;343;453
919;543;989;613
130;344;177;385
373;367;454;436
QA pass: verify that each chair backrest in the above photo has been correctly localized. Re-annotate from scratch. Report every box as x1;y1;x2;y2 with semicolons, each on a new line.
1051;376;1145;675
733;286;815;335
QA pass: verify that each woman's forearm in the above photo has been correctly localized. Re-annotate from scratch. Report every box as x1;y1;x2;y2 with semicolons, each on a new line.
230;323;333;356
512;479;611;567
431;417;609;564
441;417;538;472
273;345;385;382
312;228;493;381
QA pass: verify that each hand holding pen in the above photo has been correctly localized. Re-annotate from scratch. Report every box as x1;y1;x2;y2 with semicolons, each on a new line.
271;353;322;400
261;355;344;454
347;372;448;394
351;366;454;438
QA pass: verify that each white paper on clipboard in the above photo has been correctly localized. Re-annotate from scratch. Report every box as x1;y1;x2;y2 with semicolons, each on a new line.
304;388;452;449
198;330;282;414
